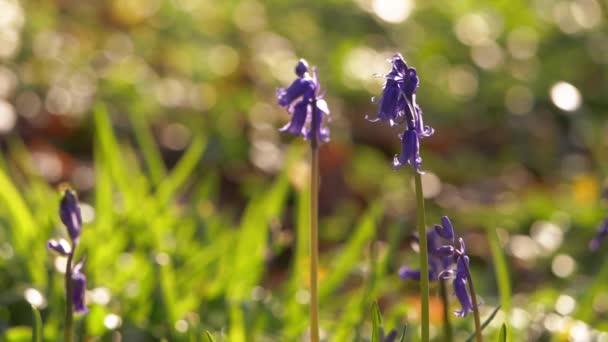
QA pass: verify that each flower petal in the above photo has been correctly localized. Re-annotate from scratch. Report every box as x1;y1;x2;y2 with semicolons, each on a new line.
47;239;72;255
279;101;308;137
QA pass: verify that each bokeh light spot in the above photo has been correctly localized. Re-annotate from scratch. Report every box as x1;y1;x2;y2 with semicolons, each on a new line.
551;254;576;278
372;0;413;23
550;81;581;112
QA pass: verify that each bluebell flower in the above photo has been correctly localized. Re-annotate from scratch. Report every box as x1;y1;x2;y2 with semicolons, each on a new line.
589;218;608;251
399;216;480;318
399;230;451;282
392;128;421;172
59;189;82;243
453;255;474;317
47;238;72;256
369;54;433;173
368;54;434;133
276;59;330;144
71;260;87;314
435;216;455;242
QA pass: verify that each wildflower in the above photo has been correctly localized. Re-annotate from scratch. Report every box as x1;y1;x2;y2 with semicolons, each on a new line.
399;229;451;282
59;189;82;243
399;216;480;317
453;255;474;317
368;54;433;132
47;188;88;316
276;59;330;143
589;218;608;251
435;216;455;241
392;128;421;171
71;260;88;314
369;54;433;173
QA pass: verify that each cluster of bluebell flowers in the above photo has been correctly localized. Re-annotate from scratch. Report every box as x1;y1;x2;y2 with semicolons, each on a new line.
399;216;478;317
276;59;331;144
367;54;433;172
47;189;87;314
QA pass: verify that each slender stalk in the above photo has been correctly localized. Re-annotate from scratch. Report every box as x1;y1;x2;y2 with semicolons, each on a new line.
64;251;74;342
413;172;429;342
463;261;482;342
439;279;453;342
309;102;320;342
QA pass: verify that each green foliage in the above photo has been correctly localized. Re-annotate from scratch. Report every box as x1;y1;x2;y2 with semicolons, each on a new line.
371;302;382;342
464;306;502;342
30;306;42;342
498;324;507;342
2;1;608;340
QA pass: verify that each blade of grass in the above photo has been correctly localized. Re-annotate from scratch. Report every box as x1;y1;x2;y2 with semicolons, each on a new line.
205;331;216;342
464;306;502;342
371;301;382;342
319;203;382;302
31;305;42;342
0;167;45;285
156;134;207;206
497;324;507;342
487;228;511;313
128;110;166;186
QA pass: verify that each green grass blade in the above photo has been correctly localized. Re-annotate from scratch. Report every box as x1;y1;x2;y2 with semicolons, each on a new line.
319;203;382;302
156;134;207;206
498;324;507;342
487;228;511;314
31;305;42;342
464;306;501;342
129;110;166;185
371;301;382;342
227;175;289;300
205;331;216;342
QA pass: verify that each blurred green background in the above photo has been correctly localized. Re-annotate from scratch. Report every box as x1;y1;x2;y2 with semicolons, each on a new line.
1;0;608;341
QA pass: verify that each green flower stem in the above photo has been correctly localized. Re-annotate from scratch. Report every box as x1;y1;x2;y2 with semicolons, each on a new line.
440;279;453;342
309;99;321;342
414;172;429;342
310;143;320;342
463;259;483;342
64;250;74;342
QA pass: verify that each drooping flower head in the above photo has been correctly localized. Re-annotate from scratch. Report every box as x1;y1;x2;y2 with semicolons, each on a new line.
399;216;480;318
368;54;433;173
590;218;608;251
453;254;474;317
399;225;452;282
276;59;331;145
59;189;82;243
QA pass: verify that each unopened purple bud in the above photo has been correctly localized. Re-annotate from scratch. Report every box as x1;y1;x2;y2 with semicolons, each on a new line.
72;260;87;314
59;189;82;243
434;216;455;241
295;59;309;77
47;239;72;255
398;266;421;280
